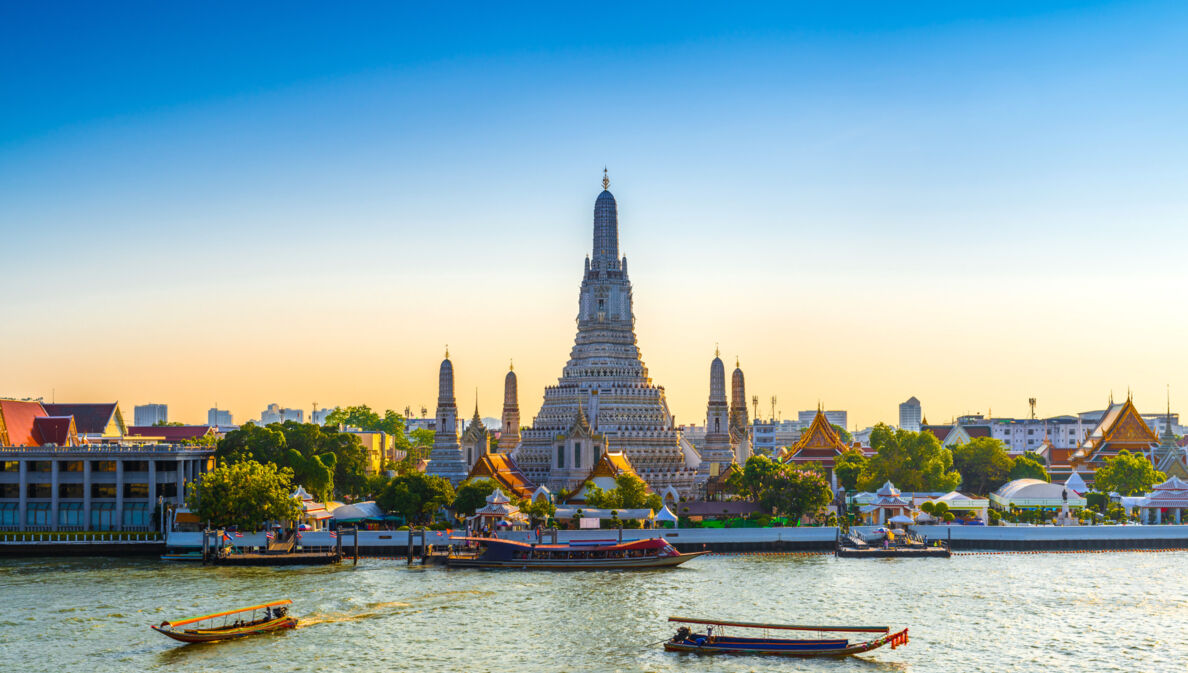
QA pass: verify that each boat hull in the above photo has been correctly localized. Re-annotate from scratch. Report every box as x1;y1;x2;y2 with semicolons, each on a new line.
664;628;908;658
446;550;709;570
151;617;298;643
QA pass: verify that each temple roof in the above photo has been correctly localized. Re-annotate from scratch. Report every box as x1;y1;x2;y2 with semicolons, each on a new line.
43;403;123;436
32;416;76;446
784;410;847;461
0;399;48;446
588;450;637;480
1078;397;1158;460
467;452;536;499
127;425;213;442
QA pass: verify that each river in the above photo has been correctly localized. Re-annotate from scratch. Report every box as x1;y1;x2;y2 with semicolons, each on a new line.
1;551;1183;672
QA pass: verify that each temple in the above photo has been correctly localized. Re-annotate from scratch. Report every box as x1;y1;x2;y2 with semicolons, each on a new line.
780;408;849;486
426;349;468;485
728;358;752;461
1068;395;1159;483
498;363;520;452
698;348;735;476
512;174;701;495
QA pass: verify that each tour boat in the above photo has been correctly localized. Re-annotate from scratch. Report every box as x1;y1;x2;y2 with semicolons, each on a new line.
151;600;298;643
664;617;909;657
445;536;707;569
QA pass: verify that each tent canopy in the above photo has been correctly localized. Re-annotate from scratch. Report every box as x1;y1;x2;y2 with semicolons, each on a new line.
331;501;385;521
654;505;678;523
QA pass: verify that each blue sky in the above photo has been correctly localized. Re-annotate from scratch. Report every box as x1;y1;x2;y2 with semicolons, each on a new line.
2;2;1187;427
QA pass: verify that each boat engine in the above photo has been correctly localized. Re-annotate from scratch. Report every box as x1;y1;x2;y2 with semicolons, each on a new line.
673;626;691;642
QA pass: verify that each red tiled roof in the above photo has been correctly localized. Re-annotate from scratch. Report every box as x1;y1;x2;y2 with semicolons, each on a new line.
964;426;992;438
922;425;952;441
33;416;75;446
0;399;48;446
43;403;118;435
127;425;213;442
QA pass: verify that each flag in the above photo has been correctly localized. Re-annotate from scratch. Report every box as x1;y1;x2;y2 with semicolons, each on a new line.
234;532;243;538
222;532;231;542
329;531;337;539
265;532;274;540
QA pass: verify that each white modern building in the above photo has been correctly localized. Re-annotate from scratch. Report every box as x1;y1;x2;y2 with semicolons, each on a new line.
260;404;303;424
311;407;334;425
133;404;168;427
898;397;922;432
751;419;803;457
207;408;233;427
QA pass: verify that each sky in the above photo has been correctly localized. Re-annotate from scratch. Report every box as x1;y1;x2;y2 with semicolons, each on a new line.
2;2;1187;429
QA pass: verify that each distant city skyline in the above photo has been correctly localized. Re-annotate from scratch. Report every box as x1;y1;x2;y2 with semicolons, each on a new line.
3;3;1188;429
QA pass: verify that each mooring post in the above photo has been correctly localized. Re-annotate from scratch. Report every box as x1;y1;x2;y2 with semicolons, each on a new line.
407;527;413;565
353;527;359;565
336;528;343;559
201;528;209;565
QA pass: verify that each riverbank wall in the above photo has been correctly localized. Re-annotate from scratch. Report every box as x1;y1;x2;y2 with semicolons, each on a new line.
6;525;1188;557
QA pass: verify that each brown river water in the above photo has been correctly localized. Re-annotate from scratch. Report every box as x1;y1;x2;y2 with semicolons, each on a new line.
1;551;1183;672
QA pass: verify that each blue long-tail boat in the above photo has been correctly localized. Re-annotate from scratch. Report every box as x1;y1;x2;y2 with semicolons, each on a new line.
664;616;908;657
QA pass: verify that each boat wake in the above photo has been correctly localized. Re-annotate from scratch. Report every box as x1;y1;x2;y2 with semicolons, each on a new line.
298;601;411;628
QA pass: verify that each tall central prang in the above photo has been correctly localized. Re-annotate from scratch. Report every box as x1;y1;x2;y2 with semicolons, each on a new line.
513;172;700;494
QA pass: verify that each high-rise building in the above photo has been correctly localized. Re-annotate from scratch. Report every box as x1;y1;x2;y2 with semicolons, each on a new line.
311;407;334;425
134;404;168;426
512;174;700;494
798;409;847;431
207;408;233;427
899;397;922;432
260;404;303;424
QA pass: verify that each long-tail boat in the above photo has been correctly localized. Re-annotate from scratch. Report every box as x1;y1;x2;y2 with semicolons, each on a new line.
151;600;298;643
445;537;708;569
664;616;908;657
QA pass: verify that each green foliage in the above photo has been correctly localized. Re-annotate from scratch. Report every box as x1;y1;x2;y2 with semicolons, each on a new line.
410;428;435;447
834;448;867;492
951;437;1012;495
285;448;334;502
376;472;455;524
519;497;556;525
452;478;500;517
1008;452;1050;483
1085;491;1109;511
216;421;369;498
858;424;961;493
987;508;1002;525
1093;450;1165;496
830;424;853;443
581;474;662;511
323;405;407;436
919;501;935;516
731;456;832;520
186;460;302;531
154;421;186;427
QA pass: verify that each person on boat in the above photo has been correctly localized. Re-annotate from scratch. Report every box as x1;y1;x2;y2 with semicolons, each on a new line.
706;625;714;642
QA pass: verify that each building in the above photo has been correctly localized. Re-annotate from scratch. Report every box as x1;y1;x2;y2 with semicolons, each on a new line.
898;397;922;432
780;408;850;487
512;175;700;494
207;408;233;427
1066;396;1159;482
133;404;168;427
426;351;467;484
0;399;212;531
43;403;127;443
750;419;803;457
697;349;735;476
260;404;303;424
126;425;215;444
311;407;334;425
460;405;489;472
341;429;395;474
797;409;847;431
498;364;521;452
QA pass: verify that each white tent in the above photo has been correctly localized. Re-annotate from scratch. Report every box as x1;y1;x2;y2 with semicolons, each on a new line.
888;514;914;524
654;505;678;524
331;501;385;521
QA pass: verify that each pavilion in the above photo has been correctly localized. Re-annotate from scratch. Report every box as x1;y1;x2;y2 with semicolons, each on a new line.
1138;476;1188;524
468;488;527;531
857;481;914;526
990;479;1087;513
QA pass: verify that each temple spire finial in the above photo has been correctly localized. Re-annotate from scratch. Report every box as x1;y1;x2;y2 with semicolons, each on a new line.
715;342;720;358
509;358;514;372
602;166;609;191
444;344;450;360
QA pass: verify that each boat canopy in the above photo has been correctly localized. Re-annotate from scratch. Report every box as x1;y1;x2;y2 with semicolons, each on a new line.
164;600;292;628
668;616;889;633
450;536;673;552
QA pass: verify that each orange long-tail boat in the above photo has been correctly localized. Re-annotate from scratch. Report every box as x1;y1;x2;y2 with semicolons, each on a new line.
151;599;297;644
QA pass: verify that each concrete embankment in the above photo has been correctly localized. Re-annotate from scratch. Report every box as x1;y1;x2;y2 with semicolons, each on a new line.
6;525;1188;557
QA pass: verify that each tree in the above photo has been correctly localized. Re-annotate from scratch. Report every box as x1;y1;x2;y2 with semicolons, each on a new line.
1093;450;1165;496
285;449;334;502
1009;452;1050;483
581;474;662;511
519;497;556;526
186;460;302;531
761;468;833;523
217;421;370;499
453;478;500;517
730;455;784;501
858;424;960;493
834;448;868;491
377;472;455;524
951;437;1013;495
830;424;853;443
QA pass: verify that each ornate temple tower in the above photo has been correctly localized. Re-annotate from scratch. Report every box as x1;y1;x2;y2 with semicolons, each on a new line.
426;349;468;484
699;348;735;474
498;363;521;452
729;359;753;463
460;402;489;472
513;173;700;494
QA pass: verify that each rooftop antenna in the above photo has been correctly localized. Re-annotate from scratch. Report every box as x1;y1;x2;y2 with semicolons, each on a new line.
1029;397;1037;420
770;395;777;421
420;405;427;418
751;395;759;421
